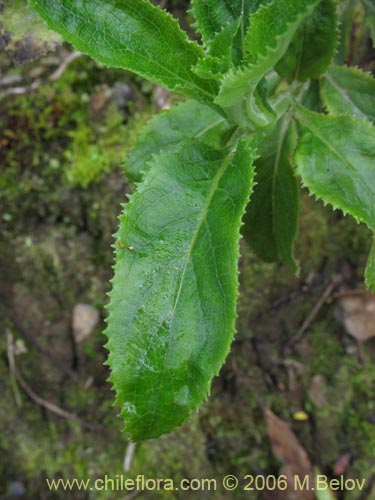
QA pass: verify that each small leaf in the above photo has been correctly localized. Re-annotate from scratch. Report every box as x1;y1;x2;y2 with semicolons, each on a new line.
265;409;314;500
243;114;300;273
320;65;375;123
365;236;375;292
215;0;320;126
29;0;218;106
276;0;338;81
125;100;232;182
192;21;241;80
302;80;324;113
362;0;375;47
190;0;264;48
105;138;257;440
0;0;61;65
295;106;375;231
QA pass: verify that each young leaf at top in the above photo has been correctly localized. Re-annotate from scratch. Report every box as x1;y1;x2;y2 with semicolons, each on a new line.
126;100;233;183
365;237;375;292
320;65;375;123
190;0;265;49
105;138;256;440
215;0;321;127
243;115;299;273
276;0;338;81
295;106;375;231
192;21;241;80
29;0;218;106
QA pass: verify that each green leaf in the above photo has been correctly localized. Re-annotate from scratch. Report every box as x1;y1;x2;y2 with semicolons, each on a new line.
295;106;375;231
192;21;241;80
320;65;375;123
302;80;324;113
29;0;218;106
215;0;320;125
362;0;375;46
0;0;61;65
365;236;375;291
125;100;232;182
276;0;338;81
105;138;256;440
190;0;264;47
243;114;299;273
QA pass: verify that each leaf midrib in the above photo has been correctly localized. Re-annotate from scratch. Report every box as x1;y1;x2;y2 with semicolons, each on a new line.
296;108;357;173
145;145;237;437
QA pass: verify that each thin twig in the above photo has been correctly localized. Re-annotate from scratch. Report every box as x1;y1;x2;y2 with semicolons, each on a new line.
6;329;93;430
0;81;40;100
0;300;78;381
49;51;82;81
287;276;342;347
6;328;22;408
124;442;136;472
0;50;82;100
0;74;23;86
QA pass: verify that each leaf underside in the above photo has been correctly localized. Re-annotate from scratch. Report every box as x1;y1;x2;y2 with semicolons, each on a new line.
320;65;375;123
105;138;256;440
243;115;299;273
29;0;218;106
125;100;232;183
295;106;375;231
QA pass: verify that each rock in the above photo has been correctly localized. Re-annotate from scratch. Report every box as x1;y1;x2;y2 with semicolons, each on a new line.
8;481;26;497
153;85;171;110
335;290;375;342
72;304;99;343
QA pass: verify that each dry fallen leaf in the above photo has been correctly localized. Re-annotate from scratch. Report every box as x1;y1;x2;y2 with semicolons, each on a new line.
265;408;314;500
335;290;375;342
333;453;351;476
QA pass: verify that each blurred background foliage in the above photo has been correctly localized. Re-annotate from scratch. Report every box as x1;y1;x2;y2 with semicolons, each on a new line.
0;0;375;499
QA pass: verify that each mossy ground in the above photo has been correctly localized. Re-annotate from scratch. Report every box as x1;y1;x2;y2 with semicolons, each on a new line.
1;31;375;500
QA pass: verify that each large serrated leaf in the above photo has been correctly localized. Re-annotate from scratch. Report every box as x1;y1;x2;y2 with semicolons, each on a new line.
276;0;338;81
105;138;256;440
243;114;299;273
29;0;218;106
215;0;320;125
365;236;375;292
126;100;232;183
320;65;375;123
295;106;375;231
